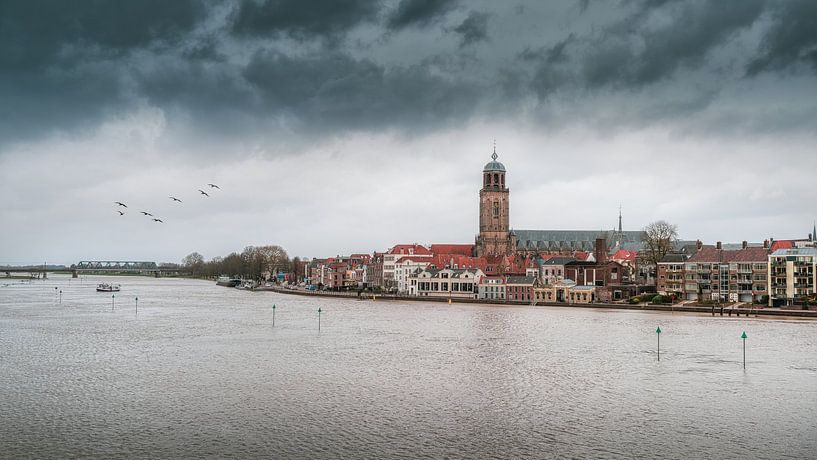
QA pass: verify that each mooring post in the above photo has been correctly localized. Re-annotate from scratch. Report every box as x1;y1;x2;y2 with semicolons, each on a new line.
656;326;662;361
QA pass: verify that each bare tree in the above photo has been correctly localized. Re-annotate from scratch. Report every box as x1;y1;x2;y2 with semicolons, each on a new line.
181;252;205;277
641;220;679;268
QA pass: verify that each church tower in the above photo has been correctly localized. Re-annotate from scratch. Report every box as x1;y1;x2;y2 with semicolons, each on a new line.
475;146;514;257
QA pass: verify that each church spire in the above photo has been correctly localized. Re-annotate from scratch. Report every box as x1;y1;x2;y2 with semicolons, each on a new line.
813;221;816;242
618;205;622;234
492;139;497;161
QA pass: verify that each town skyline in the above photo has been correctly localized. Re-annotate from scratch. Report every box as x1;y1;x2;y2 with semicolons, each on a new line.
1;1;816;265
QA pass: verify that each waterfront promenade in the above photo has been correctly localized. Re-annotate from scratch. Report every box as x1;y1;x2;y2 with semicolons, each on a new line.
265;285;817;319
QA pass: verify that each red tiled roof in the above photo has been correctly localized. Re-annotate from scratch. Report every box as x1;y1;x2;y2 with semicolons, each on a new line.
612;249;638;262
770;240;794;251
388;244;432;255
430;244;474;256
730;247;770;262
429;254;488;271
395;256;430;265
573;251;592;261
688;247;769;263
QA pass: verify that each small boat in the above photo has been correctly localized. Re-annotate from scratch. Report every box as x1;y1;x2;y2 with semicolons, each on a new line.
216;276;241;287
96;283;120;292
239;280;258;290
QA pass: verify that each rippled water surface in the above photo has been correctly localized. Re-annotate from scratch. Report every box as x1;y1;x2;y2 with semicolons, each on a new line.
1;275;816;458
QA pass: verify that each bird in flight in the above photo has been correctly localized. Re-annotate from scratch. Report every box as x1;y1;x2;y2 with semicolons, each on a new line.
114;202;127;208
116;210;125;216
141;211;154;217
207;183;220;189
169;196;182;203
198;189;210;197
152;218;164;223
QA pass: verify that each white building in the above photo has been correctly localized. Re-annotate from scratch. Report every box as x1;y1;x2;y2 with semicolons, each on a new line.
478;276;506;300
382;244;432;290
408;268;484;299
394;256;430;294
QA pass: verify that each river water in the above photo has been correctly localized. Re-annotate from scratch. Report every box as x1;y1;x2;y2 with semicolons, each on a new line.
1;275;815;458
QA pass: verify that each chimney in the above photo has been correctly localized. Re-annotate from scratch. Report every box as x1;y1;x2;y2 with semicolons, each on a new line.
742;241;748;249
716;241;722;250
595;238;608;264
763;239;769;249
696;240;703;250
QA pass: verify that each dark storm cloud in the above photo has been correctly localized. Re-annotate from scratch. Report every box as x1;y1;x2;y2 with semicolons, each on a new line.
452;11;489;47
0;0;208;147
524;0;766;94
230;0;382;40
242;49;481;130
747;0;817;75
2;0;817;153
0;0;207;70
386;0;459;30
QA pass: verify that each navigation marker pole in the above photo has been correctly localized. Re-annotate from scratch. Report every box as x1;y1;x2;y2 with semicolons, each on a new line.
59;290;62;304
135;297;138;317
318;307;322;332
272;304;276;327
656;326;662;361
741;331;747;370
112;294;115;312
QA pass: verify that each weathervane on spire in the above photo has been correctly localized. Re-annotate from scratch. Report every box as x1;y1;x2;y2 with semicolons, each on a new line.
492;139;498;161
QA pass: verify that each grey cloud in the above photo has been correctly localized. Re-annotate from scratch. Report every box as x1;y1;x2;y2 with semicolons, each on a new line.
242;49;482;131
747;0;817;75
0;0;208;149
386;0;459;30
0;0;207;71
452;11;489;47
230;0;382;40
581;0;765;89
2;0;817;155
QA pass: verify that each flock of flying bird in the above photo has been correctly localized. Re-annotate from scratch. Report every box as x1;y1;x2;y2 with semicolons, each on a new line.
113;183;221;223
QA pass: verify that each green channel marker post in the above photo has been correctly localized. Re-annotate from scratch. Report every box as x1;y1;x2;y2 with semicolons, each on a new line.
135;297;138;316
59;290;62;304
656;326;662;361
272;304;276;327
318;307;322;331
741;331;747;369
112;294;115;311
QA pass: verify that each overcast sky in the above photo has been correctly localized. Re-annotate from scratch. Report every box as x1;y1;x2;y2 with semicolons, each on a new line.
1;0;816;265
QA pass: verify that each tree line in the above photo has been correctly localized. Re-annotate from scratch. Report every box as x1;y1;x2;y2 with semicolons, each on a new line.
181;245;304;281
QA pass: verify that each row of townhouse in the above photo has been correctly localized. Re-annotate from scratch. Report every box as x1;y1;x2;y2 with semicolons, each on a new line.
306;254;371;289
657;239;817;305
477;276;600;305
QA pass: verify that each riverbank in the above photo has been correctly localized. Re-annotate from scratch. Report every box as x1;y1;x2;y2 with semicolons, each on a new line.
262;285;817;319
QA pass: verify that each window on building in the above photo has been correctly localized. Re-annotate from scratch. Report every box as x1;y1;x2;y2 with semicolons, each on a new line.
493;200;500;218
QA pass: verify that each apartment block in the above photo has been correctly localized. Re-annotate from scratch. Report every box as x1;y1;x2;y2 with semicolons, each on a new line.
768;248;817;306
